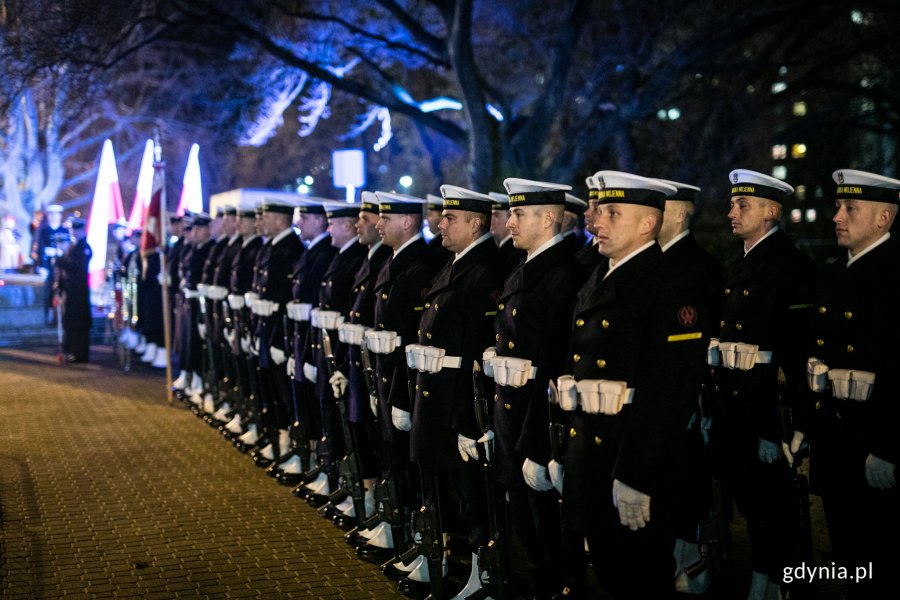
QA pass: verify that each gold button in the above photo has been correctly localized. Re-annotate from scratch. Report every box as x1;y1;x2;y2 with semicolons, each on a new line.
573;354;581;363
511;308;517;316
494;394;499;401
498;303;505;310
715;385;720;392
594;436;602;446
496;334;500;341
569;427;577;438
846;344;854;353
355;361;360;367
724;288;731;295
504;403;511;411
417;329;421;335
576;319;585;327
381;376;387;383
596;359;606;368
816;339;824;347
732;390;738;397
426;332;432;340
434;303;439;311
415;384;420;390
381;293;388;300
360;285;365;291
844;311;853;320
735;323;743;331
601;320;610;329
353;287;359;293
818;306;826;314
815;401;822;410
741;289;749;297
423;390;429;397
425;302;430;308
355;311;361;318
508;341;515;349
720;320;725;328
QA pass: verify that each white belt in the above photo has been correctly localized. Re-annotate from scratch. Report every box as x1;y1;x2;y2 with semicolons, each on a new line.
555;375;634;415
404;344;462;373
310;308;345;330
338;322;369;346
227;294;245;310
250;299;279;317
286;301;312;322
183;288;200;300
197;283;209;298
712;340;773;370
243;292;259;307
206;285;229;301
364;329;402;355
809;356;875;401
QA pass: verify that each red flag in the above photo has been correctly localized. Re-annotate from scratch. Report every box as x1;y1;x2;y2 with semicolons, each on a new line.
141;161;166;254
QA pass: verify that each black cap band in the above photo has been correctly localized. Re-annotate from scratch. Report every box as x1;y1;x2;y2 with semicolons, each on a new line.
508;190;566;207
667;189;698;203
835;184;900;204
441;197;492;214
360;201;378;214
597;188;667;210
261;203;295;215
296;204;326;215
326;206;359;218
379;202;423;214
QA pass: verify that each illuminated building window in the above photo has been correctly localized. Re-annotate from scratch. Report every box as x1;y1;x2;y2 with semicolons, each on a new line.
805;209;817;222
790;209;802;223
792;143;807;159
772;165;788;180
793;101;807;117
795;185;807;201
772;144;788;160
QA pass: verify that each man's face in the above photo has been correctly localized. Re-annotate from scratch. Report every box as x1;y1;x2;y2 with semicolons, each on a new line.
584;200;599;235
490;209;511;240
833;199;889;255
260;211;283;237
47;212;62;228
221;215;237;237
297;213;324;241
426;209;442;235
355;211;380;246
237;216;255;237
376;213;406;249
507;206;545;252
170;221;184;237
593;203;646;261
328;217;355;247
439;209;480;253
727;196;772;241
192;225;211;243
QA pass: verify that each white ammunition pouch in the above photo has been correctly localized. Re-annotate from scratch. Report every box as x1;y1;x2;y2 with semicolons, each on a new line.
827;368;875;402
364;329;402;355
227;294;245;310
310;308;344;330
490;356;537;388
719;341;772;371
404;344;462;373
206;285;229;301
197;283;209;298
243;292;259;307
556;376;633;415
482;347;497;377
806;357;829;393
338;323;368;346
250;299;279;317
707;338;721;366
286;301;312;322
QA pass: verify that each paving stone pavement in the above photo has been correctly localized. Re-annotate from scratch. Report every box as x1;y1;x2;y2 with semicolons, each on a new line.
0;347;404;599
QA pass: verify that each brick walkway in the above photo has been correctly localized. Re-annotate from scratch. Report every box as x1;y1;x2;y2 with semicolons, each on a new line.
0;347;403;599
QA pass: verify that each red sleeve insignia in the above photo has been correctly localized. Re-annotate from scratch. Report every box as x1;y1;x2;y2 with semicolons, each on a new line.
678;306;697;327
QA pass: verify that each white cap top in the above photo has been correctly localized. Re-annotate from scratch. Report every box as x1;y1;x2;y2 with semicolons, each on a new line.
729;169;794;203
503;178;571;195
488;192;509;207
46;204;63;213
833;169;900;203
593;170;677;209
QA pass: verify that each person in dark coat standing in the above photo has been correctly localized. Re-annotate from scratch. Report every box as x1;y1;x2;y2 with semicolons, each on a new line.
55;218;92;363
558;172;707;599
33;204;66;325
181;213;215;395
488;191;527;280
559;193;588;257
713;169;817;600
425;194;452;272
805;169;900;600
655;178;723;594
574;176;603;275
492;178;583;598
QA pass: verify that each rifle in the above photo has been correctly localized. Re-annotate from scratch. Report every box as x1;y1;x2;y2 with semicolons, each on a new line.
412;469;445;598
780;402;814;568
473;360;510;598
359;342;407;551
321;330;367;527
198;291;217;404
282;313;308;470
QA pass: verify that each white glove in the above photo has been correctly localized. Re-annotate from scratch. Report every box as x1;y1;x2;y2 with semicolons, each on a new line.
700;416;713;446
758;438;780;464
522;458;553;492
457;434;479;462
329;371;349;399
548;459;564;495
269;346;286;365
240;335;251;354
865;454;896;490
781;430;807;466
197;323;207;340
223;328;235;346
251;338;259;356
302;362;317;383
286;356;296;378
612;479;651;531
157;273;164;286
391;407;412;431
370;393;378;417
38;267;49;278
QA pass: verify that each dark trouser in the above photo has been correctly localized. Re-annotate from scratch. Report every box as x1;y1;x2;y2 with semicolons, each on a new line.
259;364;293;459
507;483;565;597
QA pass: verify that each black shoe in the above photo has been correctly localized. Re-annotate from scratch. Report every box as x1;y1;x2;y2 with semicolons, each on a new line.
397;576;432;599
356;543;397;564
306;492;330;508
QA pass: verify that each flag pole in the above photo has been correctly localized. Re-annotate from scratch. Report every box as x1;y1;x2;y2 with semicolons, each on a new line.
154;131;174;403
